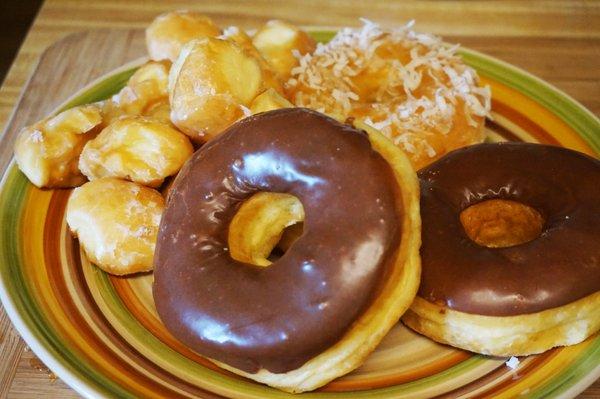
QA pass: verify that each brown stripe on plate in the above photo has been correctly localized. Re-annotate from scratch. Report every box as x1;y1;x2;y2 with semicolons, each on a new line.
491;100;562;145
321;350;471;391
485;118;523;143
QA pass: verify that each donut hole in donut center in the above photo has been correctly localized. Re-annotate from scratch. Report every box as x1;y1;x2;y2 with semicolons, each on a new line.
269;222;304;260
228;192;305;267
460;199;544;248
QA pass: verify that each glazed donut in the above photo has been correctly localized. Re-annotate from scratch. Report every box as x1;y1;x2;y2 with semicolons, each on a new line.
286;20;491;170
100;61;172;125
403;143;600;356
153;108;421;392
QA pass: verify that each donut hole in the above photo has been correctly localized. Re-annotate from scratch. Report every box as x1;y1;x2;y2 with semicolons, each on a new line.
460;199;544;248
269;222;304;261
228;192;305;267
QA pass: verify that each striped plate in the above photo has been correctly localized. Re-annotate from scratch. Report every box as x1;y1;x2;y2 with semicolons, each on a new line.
0;30;599;399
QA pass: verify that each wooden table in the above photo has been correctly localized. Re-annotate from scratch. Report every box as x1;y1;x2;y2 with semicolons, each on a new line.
0;1;598;397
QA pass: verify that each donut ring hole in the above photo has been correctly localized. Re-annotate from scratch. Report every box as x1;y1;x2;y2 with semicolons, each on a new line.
271;222;304;261
459;199;544;248
228;192;305;267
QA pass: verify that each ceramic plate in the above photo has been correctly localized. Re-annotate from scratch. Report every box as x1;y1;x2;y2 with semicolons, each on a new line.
1;30;599;399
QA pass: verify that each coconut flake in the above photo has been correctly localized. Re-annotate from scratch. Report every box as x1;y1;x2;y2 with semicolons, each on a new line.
30;129;44;143
240;105;252;117
505;356;520;370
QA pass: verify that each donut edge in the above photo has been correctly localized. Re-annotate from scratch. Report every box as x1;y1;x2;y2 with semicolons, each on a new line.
212;120;422;393
403;291;600;357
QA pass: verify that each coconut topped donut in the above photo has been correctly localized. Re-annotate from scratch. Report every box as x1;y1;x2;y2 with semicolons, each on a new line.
286;20;491;169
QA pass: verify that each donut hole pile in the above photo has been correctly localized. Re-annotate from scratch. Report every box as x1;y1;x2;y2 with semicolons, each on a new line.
15;11;317;276
459;199;545;248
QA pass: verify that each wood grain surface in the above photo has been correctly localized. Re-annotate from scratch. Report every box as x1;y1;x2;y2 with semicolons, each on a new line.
0;0;598;397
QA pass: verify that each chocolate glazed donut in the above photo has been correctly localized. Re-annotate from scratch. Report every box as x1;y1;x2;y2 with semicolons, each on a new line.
404;142;600;357
418;143;600;315
153;109;405;374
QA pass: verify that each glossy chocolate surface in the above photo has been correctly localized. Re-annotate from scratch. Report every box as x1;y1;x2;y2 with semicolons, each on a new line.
153;108;401;373
418;143;600;316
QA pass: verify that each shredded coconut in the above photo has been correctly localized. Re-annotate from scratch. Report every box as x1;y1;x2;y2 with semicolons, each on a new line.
505;356;520;370
240;104;252;117
30;129;44;143
133;226;151;238
286;20;491;161
219;26;240;41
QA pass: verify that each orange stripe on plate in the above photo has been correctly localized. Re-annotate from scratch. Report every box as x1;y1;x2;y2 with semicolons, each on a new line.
320;351;472;392
491;100;560;145
482;77;595;155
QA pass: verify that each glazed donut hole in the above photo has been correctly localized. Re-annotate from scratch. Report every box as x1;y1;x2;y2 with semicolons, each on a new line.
79;116;193;188
115;61;171;111
146;10;221;62
249;88;294;114
14;104;103;188
102;61;171;124
168;37;264;143
220;26;284;93
228;192;304;267
252;20;316;79
139;99;172;125
66;178;165;275
460;199;545;248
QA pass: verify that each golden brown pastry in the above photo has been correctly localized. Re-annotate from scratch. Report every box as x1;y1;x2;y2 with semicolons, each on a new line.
79;116;193;188
145;10;221;62
220;26;284;93
101;61;171;125
252;20;316;80
249;88;293;114
14;104;102;188
168;37;265;143
404;294;600;357
66;178;164;275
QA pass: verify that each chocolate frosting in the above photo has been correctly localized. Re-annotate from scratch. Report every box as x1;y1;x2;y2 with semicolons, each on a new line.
153;108;401;373
418;143;600;316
